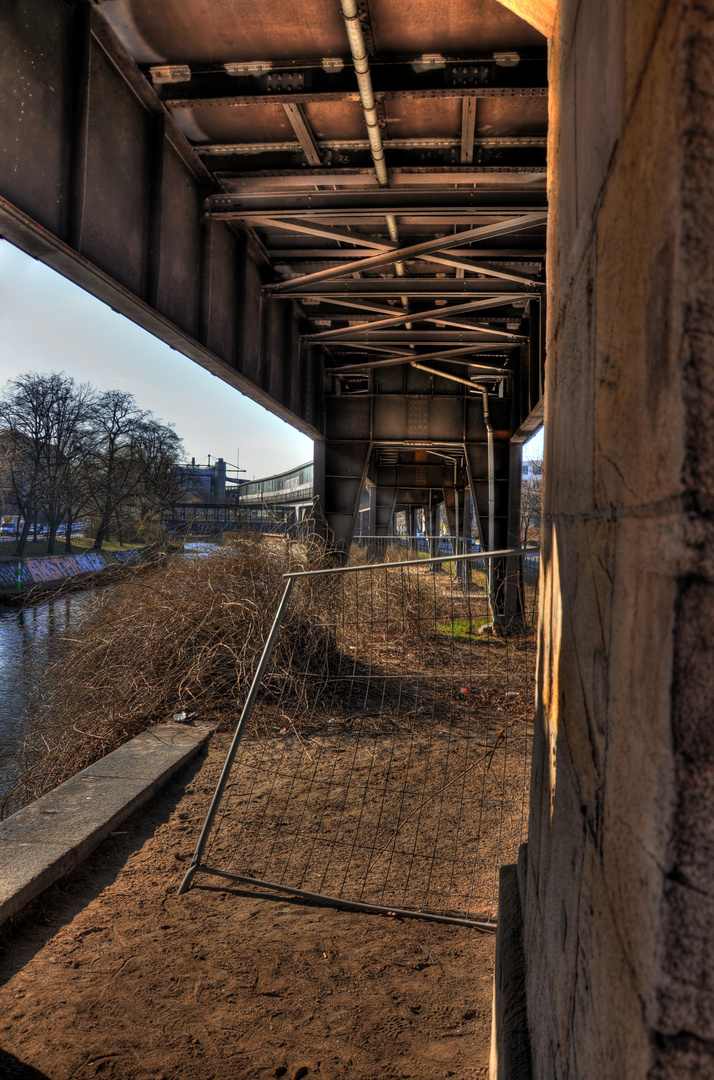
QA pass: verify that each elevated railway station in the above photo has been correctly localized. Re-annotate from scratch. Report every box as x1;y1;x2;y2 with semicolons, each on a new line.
163;463;315;532
237;461;315;521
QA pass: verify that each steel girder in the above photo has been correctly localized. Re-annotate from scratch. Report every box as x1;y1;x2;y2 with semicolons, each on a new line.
0;0;322;436
1;0;546;564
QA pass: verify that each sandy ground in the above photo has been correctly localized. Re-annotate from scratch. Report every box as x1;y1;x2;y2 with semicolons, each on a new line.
0;733;497;1080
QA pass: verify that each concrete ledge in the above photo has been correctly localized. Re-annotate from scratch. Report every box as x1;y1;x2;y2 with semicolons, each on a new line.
0;722;215;927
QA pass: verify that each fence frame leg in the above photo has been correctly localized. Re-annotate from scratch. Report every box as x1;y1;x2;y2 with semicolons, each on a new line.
177;576;296;895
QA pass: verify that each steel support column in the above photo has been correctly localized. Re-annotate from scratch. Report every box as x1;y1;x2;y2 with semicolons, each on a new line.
313;439;371;553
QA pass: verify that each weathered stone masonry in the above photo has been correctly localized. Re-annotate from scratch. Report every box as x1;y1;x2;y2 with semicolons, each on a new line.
515;2;714;1077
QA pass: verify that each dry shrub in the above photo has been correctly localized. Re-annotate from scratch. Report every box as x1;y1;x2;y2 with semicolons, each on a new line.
3;534;332;813
2;535;489;816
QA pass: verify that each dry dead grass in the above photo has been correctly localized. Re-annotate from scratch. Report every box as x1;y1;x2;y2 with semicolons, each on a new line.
2;534;456;815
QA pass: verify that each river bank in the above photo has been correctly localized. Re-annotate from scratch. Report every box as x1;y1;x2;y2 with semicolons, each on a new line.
0;542;213;805
0;547;165;602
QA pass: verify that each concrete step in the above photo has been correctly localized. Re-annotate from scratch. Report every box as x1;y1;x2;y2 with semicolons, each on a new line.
0;722;215;927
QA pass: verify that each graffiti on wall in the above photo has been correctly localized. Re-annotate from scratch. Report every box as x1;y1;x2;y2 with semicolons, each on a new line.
0;562;32;590
0;549;143;593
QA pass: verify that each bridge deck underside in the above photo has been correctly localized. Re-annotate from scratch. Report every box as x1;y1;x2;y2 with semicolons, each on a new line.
1;0;546;551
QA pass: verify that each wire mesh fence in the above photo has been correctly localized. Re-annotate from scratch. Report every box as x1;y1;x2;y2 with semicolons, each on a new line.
179;547;539;930
350;533;479;561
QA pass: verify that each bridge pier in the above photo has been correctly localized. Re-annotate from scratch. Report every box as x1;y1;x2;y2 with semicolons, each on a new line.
313;439;371;554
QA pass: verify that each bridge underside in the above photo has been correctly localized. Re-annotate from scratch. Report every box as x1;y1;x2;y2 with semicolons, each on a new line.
11;4;714;1080
1;0;546;556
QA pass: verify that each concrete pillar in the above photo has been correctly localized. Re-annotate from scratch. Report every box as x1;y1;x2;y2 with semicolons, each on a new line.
496;2;714;1079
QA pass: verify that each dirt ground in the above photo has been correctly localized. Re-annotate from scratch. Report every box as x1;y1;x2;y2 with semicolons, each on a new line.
203;719;527;928
0;733;497;1080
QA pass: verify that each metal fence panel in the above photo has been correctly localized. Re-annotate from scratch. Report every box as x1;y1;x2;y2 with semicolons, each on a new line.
179;547;539;930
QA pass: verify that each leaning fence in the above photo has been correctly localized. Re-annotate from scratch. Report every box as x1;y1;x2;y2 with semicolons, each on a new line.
179;546;539;930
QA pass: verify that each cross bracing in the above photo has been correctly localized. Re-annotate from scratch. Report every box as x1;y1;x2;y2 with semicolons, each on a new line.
0;0;546;556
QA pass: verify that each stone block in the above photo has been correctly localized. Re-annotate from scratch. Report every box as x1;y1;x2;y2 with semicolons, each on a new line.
624;0;678;114
543;250;597;518
593;1;684;512
573;0;624;233
0;775;149;846
0;722;214;927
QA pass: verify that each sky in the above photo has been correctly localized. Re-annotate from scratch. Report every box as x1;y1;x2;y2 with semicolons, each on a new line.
0;239;543;476
523;426;543;461
0;241;313;481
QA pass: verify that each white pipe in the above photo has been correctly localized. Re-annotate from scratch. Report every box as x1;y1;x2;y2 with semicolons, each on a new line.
339;0;389;187
409;361;504;391
481;389;495;605
385;213;411;327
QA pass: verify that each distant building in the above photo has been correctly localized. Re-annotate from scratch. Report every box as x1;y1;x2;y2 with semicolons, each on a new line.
522;458;543;483
238;462;313;512
175;458;244;503
163;461;314;536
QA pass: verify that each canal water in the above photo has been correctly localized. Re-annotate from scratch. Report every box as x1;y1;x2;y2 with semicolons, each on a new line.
0;542;219;799
0;589;96;796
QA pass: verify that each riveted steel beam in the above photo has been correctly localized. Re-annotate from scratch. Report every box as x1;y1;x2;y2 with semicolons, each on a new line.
303;296;526;340
269;249;543;261
252;215;540;285
321;334;523;345
460;99;478;164
248;216;389;249
207;190;547;214
248;217;539;284
158;53;547;108
329;354;511;372
326;344;518;370
282;103;322;166
164;87;547;107
265;213;546;292
197;136;547;155
269;279;538;298
214;168;546;194
196;145;546;175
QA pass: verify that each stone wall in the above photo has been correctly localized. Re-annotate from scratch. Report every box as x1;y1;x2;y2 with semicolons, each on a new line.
523;1;714;1076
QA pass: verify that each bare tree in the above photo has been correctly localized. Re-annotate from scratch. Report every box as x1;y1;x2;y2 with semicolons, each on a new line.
0;384;47;556
133;419;186;541
521;461;543;546
38;379;95;554
85;390;150;551
0;429;38;555
60;431;97;553
85;390;184;551
0;373;94;557
0;376;187;555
